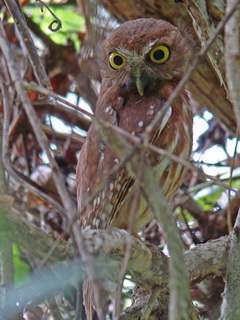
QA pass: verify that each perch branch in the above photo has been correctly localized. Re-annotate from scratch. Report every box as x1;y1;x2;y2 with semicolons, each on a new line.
0;194;230;319
81;229;229;289
0;204;230;290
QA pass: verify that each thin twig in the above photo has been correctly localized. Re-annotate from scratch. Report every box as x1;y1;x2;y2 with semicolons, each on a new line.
0;115;14;312
0;79;8;195
35;0;62;32
24;81;93;119
114;156;143;319
4;0;51;88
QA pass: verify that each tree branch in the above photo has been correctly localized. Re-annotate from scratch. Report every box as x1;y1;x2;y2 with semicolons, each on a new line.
0;206;231;289
0;195;230;319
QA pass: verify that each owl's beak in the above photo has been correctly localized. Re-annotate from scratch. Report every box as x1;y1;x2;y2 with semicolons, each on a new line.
136;77;144;96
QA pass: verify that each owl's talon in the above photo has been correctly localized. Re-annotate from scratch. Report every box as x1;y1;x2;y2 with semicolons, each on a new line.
140;286;160;320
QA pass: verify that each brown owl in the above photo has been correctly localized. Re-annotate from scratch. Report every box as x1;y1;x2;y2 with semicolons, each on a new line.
76;18;193;318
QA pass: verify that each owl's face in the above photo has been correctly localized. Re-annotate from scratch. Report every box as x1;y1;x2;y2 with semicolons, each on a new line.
100;18;192;96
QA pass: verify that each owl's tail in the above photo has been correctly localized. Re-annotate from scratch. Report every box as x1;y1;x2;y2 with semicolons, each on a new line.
83;279;106;320
83;280;93;320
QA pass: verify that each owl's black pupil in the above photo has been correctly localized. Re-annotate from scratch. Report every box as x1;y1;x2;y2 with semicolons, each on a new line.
153;50;164;60
114;55;123;66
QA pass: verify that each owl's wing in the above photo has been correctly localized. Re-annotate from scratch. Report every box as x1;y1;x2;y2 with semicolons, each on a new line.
76;121;135;229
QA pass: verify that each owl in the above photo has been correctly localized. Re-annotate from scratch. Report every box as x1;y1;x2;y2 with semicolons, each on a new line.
76;18;193;318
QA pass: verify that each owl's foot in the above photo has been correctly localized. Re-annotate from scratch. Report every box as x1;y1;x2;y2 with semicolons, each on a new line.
140;286;161;320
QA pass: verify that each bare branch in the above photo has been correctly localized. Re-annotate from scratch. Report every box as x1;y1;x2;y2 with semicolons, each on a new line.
4;0;51;89
224;0;240;127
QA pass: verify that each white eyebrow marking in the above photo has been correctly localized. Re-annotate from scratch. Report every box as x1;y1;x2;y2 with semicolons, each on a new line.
116;40;158;59
141;40;157;55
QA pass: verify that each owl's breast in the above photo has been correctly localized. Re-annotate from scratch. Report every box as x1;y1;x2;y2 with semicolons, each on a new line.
117;95;164;135
117;92;192;198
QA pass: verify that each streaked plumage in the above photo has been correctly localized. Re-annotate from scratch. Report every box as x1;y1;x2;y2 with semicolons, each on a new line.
76;18;193;318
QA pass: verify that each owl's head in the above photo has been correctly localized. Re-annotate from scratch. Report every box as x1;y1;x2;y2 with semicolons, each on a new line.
100;18;193;96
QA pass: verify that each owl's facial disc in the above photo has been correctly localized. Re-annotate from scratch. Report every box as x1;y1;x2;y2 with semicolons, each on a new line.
110;44;171;96
132;45;170;96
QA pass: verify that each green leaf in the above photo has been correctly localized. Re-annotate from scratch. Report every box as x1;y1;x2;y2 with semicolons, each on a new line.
196;186;223;211
13;245;31;286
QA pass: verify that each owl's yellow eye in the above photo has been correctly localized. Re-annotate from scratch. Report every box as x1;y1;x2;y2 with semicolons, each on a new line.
149;45;170;64
109;52;126;70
